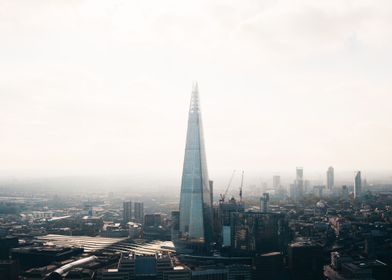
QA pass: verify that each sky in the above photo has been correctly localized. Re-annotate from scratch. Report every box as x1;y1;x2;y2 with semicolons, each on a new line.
1;0;392;186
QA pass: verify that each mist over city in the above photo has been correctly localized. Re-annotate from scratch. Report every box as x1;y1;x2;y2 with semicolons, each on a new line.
0;1;391;280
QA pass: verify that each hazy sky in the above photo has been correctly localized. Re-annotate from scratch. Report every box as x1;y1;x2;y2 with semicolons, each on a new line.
1;0;392;182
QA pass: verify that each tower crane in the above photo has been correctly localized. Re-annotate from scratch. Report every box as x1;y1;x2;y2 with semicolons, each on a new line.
239;170;244;202
219;170;236;203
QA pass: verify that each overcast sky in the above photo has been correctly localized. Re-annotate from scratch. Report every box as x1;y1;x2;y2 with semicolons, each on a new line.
1;0;392;183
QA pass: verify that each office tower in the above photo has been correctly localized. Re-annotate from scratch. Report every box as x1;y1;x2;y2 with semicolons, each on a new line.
123;201;132;224
260;193;270;213
179;83;213;243
171;211;180;241
295;167;304;199
134;202;144;224
272;175;281;190
327;166;334;191
354;171;362;199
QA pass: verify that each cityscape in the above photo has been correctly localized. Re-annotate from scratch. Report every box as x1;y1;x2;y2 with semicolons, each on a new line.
0;84;391;280
1;1;392;280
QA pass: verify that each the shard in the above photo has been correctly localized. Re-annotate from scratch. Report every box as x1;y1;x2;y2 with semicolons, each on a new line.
179;82;213;244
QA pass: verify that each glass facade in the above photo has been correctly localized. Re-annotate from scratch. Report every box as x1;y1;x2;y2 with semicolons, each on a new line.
179;83;213;243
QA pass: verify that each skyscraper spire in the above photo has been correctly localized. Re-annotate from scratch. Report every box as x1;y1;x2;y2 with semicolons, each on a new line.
179;83;213;244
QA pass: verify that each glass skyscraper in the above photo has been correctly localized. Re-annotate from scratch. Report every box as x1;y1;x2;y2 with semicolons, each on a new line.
179;83;213;244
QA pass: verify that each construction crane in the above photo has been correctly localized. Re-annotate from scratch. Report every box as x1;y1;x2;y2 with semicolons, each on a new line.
239;170;244;202
219;170;236;203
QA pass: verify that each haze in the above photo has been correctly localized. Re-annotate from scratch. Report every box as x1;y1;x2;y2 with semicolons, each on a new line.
1;0;392;187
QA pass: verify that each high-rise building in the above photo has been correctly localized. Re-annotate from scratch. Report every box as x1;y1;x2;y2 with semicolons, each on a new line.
171;211;180;241
272;175;281;190
327;166;334;191
295;167;304;199
134;202;144;224
179;83;213;244
260;193;270;213
354;171;362;199
123;201;132;224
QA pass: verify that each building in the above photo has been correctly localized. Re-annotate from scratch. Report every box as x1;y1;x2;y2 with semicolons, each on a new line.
179;83;213;245
0;236;18;259
272;175;281;190
171;211;180;241
354;171;362;199
341;185;349;201
288;241;323;280
260;193;270;213
134;202;144;225
327;166;334;191
217;198;245;248
98;252;190;280
11;246;84;269
230;212;286;255
123;201;132;224
293;167;304;199
0;260;18;280
144;214;162;228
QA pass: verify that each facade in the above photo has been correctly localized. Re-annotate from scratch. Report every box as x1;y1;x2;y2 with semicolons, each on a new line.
123;201;132;224
327;166;334;191
230;212;286;255
288;241;323;280
179;83;213;244
354;171;362;199
98;252;189;280
134;202;144;224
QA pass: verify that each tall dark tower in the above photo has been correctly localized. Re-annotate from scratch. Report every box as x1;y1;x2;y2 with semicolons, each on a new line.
179;82;213;244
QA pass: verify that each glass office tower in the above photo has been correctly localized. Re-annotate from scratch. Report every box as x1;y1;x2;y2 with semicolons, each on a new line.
179;83;213;244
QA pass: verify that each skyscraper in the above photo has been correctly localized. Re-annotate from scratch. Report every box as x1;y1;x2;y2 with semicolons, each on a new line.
179;83;213;244
295;167;304;199
123;201;132;224
327;166;334;191
354;171;362;199
272;175;281;190
134;202;144;224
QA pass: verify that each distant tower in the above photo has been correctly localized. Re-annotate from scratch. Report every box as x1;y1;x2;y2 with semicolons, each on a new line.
123;201;132;224
342;185;349;201
134;202;144;224
272;175;281;190
354;171;362;199
260;193;270;213
179;83;213;243
327;166;334;191
295;167;304;199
